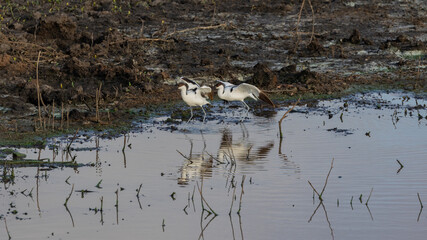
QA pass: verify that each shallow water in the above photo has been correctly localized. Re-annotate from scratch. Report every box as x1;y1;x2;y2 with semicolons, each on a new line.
1;92;427;240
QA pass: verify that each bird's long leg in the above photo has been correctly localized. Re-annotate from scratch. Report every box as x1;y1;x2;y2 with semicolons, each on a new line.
240;101;250;121
187;107;193;123
201;106;207;123
240;122;248;138
222;100;229;118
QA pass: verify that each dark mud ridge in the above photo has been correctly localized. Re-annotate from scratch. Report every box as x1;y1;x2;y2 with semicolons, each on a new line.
0;0;425;142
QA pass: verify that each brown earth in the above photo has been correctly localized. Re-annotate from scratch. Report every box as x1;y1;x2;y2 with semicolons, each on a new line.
0;0;425;136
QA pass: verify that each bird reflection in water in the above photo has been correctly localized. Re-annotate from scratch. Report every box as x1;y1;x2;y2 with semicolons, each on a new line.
178;152;214;185
218;124;274;168
177;134;214;185
177;125;275;184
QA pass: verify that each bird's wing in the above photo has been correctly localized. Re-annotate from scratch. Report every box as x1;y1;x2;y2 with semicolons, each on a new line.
180;77;200;89
221;81;235;88
216;81;236;95
235;83;275;107
234;83;260;97
199;86;212;94
199;86;213;100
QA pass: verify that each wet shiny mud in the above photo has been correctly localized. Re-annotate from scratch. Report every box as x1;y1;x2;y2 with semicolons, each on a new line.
1;92;426;240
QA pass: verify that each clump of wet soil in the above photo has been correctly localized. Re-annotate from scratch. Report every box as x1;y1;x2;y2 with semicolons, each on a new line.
0;0;425;141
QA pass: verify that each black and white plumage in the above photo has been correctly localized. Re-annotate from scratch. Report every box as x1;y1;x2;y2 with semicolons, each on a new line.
214;80;275;115
178;77;212;122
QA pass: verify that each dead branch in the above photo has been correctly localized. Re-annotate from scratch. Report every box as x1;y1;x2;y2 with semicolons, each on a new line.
36;51;42;128
278;97;300;139
166;23;227;37
109;37;173;45
320;158;334;197
293;0;316;51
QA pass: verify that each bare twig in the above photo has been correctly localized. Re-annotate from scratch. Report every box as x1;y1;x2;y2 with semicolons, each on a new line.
229;181;237;216
205;151;225;164
308;202;322;222
122;134;126;152
278;97;300;139
177;149;192;162
100;196;104;212
4;217;11;240
396;159;404;168
320;158;334;197
3;40;63;54
308;180;322;200
137;184;142;197
64;183;74;206
321;202;335;240
293;0;306;52
418;193;423;208
115;189;119;225
237;175;246;214
66;129;80;152
36;51;42;128
308;158;334;201
396;159;404;173
166;23;227;37
365;188;373;205
308;201;334;239
197;213;217;240
197;181;217;216
293;0;316;51
109;37;173;45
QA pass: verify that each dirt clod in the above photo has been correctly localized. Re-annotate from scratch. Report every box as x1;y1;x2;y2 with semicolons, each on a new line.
248;63;278;89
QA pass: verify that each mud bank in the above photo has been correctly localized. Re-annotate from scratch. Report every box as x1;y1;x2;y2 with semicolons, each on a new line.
0;0;425;143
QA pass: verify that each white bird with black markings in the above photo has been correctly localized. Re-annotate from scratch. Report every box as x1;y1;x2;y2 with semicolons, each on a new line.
214;80;275;118
178;77;212;123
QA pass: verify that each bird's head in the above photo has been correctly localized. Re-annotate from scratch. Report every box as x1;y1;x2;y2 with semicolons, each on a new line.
214;81;224;89
177;82;187;90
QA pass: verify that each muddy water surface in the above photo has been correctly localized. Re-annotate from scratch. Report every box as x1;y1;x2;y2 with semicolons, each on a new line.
1;92;426;240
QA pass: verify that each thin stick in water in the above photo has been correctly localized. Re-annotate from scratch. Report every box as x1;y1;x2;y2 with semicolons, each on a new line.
100;196;104;224
122;135;127;152
278;97;300;139
308;180;321;200
237;175;246;215
229;182;237;216
197;181;217;216
4;217;11;240
66;128;79;152
396;159;404;173
320;158;334;198
137;184;142;197
365;188;373;205
418;193;423;208
64;184;74;206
